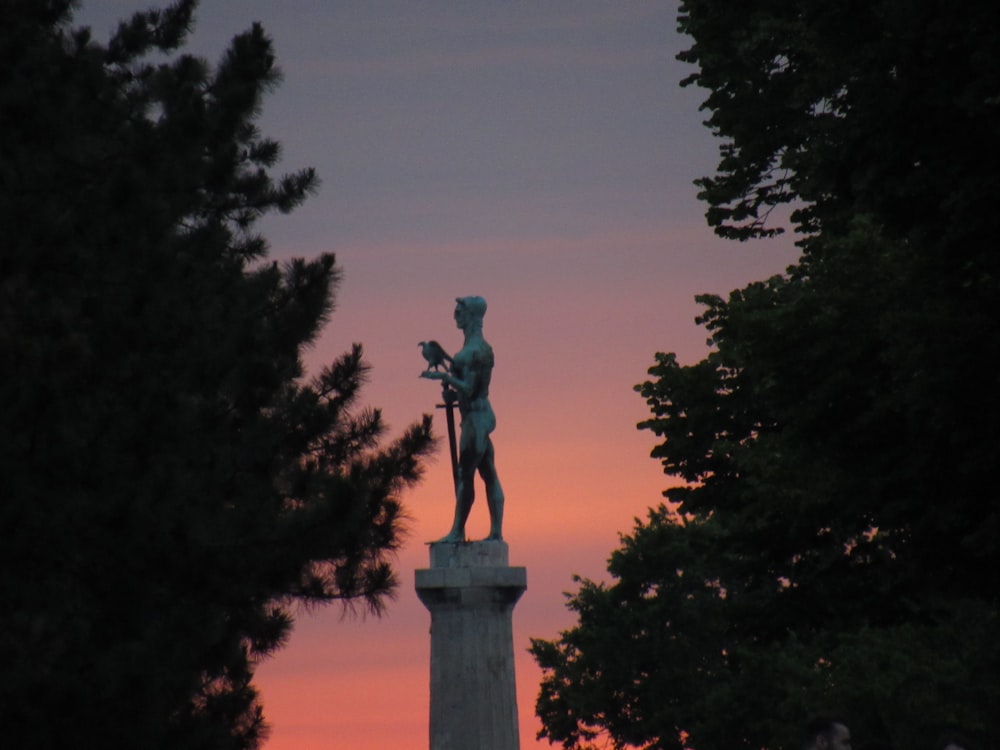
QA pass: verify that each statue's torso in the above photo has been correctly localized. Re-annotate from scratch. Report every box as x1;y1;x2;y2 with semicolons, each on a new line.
453;339;494;419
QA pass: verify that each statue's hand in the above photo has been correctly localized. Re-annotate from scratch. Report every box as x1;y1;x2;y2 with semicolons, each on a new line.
420;371;445;380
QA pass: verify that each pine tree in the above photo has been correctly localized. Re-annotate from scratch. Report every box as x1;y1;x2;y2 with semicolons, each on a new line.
0;3;433;747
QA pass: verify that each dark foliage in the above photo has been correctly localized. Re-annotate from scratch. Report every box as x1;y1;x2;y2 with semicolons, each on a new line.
0;2;433;748
531;1;1000;749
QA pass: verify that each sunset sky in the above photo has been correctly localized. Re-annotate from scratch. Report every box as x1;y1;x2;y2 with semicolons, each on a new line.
80;2;800;748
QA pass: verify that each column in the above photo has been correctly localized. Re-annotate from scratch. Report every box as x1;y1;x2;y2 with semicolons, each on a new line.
415;540;527;750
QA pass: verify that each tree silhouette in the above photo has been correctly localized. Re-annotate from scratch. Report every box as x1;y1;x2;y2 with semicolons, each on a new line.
0;2;433;748
531;1;1000;748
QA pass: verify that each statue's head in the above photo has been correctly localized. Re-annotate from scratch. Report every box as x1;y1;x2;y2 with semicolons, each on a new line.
454;296;487;330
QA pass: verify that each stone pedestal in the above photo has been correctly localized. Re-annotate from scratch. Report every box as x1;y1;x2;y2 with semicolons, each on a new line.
415;540;527;750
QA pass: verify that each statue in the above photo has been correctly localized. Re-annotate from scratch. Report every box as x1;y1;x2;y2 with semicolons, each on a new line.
420;296;504;542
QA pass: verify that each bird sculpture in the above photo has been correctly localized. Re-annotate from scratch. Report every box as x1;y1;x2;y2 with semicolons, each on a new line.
419;340;452;372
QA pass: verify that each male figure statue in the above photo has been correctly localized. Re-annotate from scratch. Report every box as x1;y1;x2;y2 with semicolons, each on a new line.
421;296;504;542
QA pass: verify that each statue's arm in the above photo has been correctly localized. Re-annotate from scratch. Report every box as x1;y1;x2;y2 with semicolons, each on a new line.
427;369;475;396
421;358;479;396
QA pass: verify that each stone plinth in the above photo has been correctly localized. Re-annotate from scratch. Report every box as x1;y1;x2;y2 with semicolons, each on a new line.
415;540;527;750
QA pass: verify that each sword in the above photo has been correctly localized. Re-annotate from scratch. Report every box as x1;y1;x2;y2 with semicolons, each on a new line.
437;385;459;495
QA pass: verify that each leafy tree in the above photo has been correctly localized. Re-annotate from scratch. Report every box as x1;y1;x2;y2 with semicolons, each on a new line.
0;2;433;748
531;1;1000;748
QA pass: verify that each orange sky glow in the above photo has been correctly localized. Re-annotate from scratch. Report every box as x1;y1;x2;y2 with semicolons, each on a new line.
77;2;801;747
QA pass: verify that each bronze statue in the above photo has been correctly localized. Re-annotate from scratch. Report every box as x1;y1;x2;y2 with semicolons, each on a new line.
420;296;504;542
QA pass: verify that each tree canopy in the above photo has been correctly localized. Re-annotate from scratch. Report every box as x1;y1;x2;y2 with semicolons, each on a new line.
531;1;1000;749
0;2;433;748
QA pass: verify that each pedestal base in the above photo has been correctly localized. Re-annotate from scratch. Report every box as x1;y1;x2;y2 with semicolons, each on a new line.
415;540;527;750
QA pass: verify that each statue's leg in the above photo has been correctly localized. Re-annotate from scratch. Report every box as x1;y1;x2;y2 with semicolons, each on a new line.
437;427;480;543
452;469;475;539
479;439;504;541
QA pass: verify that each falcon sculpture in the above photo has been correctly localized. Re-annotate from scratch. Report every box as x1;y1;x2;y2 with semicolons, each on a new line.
419;340;452;372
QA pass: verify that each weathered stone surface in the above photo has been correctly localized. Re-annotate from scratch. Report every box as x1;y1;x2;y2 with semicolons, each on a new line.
416;540;527;750
428;538;509;568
